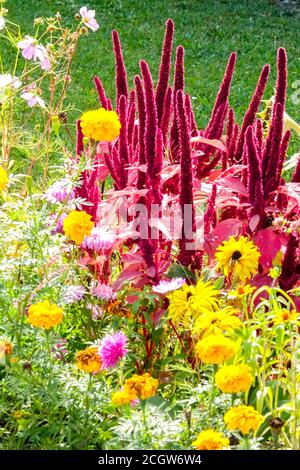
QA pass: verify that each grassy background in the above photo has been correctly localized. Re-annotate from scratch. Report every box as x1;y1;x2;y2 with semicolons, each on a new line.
5;0;300;142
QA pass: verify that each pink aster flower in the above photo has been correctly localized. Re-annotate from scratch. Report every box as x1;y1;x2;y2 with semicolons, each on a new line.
79;6;99;32
44;179;75;203
91;282;116;301
82;226;115;252
153;278;186;294
21;91;46;109
99;331;128;369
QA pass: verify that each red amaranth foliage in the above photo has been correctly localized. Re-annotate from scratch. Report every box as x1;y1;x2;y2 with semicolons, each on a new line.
292;153;300;183
112;30;129;104
94;75;108;109
234;64;270;161
176;89;195;265
76;120;84;156
204;184;217;234
134;75;147;190
160;86;173;145
170;45;185;163
156;19;174;128
245;126;264;218
279;234;300;291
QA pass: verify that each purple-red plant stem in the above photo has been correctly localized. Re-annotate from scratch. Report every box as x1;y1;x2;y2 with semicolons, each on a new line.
94;75;108;109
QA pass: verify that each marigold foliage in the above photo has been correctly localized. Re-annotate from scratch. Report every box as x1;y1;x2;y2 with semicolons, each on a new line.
27;300;63;329
80;108;121;142
63;210;93;245
192;429;230;450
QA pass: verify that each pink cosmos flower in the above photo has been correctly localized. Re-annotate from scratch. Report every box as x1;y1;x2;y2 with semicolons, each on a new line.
79;6;99;32
99;331;128;369
153;278;186;294
82;226;115;252
91;282;116;301
17;36;51;70
21;91;46;109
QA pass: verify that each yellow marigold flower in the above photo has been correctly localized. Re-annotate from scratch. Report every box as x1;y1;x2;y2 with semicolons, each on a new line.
215;236;260;282
193;307;242;337
111;389;136;406
224;405;264;435
228;284;256;299
215;364;252;393
63;210;93;244
168;279;219;324
273;309;299;325
192;429;229;450
27;300;63;329
75;346;102;374
0;166;8;192
80;108;121;142
195;334;237;364
124;373;159;400
0;339;13;358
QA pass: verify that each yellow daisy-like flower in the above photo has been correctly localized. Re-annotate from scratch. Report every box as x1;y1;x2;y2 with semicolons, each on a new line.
215;364;252;393
192;429;229;450
215;236;260;282
0;166;8;192
0;339;13;358
124;373;159;400
228;284;256;299
63;210;93;245
168;279;219;325
193;307;242;337
224;405;264;435
195;334;237;364
273;309;299;325
27;300;63;329
80;108;121;142
75;346;102;374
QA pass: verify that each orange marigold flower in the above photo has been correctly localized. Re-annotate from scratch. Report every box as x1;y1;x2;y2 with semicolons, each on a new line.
215;364;253;393
63;210;93;245
75;346;102;374
224;405;264;435
195;334;237;364
192;429;229;450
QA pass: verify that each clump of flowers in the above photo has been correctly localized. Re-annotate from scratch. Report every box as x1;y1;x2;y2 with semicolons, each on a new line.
215;236;260;282
195;335;237;364
80;108;121;142
75;346;102;373
192;429;229;450
224;405;264;435
215;364;253;393
99;331;128;369
63;210;93;244
27;300;63;329
0;166;8;191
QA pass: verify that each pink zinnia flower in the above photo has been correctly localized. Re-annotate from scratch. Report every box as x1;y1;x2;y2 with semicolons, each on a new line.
82;226;115;251
79;6;99;32
153;278;185;294
99;331;128;369
91;282;116;301
21;91;46;109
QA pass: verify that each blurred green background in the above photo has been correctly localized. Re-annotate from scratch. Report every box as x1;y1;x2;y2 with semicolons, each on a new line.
5;0;300;143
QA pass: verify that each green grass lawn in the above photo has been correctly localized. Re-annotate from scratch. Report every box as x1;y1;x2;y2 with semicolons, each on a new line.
5;0;300;142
